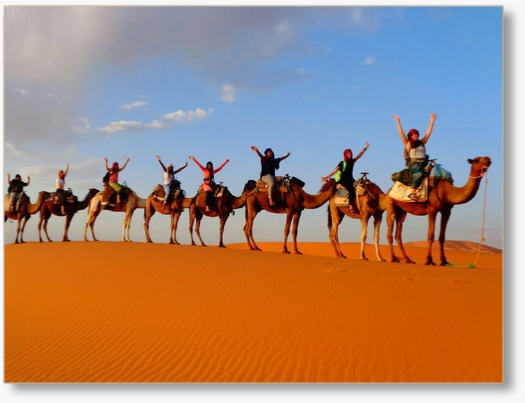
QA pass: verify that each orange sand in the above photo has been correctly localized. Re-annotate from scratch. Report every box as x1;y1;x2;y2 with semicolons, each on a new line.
4;241;502;383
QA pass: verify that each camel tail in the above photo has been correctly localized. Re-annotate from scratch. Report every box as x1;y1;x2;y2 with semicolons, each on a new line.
327;204;332;232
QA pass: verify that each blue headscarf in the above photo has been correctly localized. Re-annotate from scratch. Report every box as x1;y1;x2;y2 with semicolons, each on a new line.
264;148;280;170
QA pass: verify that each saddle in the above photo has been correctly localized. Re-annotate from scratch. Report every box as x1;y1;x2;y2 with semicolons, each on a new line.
151;184;184;204
4;192;28;213
195;184;227;210
256;176;284;193
100;184;130;208
49;190;77;205
388;178;429;203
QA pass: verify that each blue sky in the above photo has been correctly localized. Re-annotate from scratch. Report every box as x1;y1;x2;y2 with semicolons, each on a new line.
3;4;503;249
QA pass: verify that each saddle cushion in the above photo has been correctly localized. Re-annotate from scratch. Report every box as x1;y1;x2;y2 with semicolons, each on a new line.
388;179;429;203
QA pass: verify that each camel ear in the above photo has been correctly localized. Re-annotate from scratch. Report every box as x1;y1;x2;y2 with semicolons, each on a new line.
467;158;474;164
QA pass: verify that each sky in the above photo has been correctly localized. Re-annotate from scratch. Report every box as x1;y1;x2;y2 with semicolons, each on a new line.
2;3;504;250
1;1;523;402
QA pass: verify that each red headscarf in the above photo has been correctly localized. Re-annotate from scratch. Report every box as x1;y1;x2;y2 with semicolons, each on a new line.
343;149;352;163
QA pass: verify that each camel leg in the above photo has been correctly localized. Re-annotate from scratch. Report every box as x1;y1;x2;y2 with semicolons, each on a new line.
194;215;206;246
122;210;134;242
170;211;181;245
189;210;197;246
62;213;72;242
359;215;369;260
437;208;452;266
43;214;54;242
15;216;23;244
424;209;439;265
394;212;415;264
244;209;261;251
144;210;153;243
328;206;346;259
290;212;302;255
386;200;399;262
373;213;386;262
18;216;30;244
37;212;46;242
218;215;228;248
282;211;293;254
121;212;129;242
84;210;100;241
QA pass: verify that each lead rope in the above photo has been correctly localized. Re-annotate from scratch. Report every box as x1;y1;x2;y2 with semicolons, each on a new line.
445;171;489;269
471;171;490;267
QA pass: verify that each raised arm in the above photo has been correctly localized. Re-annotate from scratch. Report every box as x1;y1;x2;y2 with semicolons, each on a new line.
63;162;70;178
213;159;230;174
104;157;110;172
251;146;264;159
353;142;370;162
421;113;437;145
278;151;291;162
119;158;130;172
392;115;408;146
189;156;207;171
173;162;188;175
157;155;167;172
7;174;10;185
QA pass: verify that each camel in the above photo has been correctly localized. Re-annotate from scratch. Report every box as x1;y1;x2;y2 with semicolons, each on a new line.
189;180;257;248
327;173;392;260
4;191;50;244
386;156;492;266
84;185;147;242
244;176;337;254
144;185;192;244
37;188;99;242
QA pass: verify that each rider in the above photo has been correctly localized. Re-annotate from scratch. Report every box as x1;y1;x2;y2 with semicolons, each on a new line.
156;155;188;206
7;173;30;212
251;146;291;207
189;155;229;212
56;162;70;214
322;142;369;214
105;157;130;205
392;113;437;200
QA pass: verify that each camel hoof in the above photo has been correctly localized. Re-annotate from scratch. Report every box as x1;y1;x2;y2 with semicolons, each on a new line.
282;250;291;254
294;251;303;255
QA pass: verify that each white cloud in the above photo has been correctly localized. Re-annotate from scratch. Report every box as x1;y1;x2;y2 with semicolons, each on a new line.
220;85;237;103
96;107;212;135
162;108;212;123
97;120;143;134
120;101;147;110
363;56;376;65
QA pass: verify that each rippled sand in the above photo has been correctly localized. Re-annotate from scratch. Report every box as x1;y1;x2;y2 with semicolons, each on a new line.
4;241;502;383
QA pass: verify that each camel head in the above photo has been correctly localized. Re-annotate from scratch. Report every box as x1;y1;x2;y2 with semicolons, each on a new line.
468;156;492;177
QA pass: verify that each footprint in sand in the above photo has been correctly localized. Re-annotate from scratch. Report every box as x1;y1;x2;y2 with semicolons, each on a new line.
402;277;420;281
443;280;470;285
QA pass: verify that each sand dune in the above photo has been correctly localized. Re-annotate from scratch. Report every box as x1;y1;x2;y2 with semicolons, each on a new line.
4;241;502;383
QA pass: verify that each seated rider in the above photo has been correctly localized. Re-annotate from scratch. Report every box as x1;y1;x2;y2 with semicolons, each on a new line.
251;146;291;207
392;113;437;200
156;155;188;206
104;157;130;205
189;155;229;212
56;162;70;214
322;142;369;214
7;173;30;212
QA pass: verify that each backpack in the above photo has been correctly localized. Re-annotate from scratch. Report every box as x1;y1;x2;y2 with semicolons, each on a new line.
429;164;453;187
